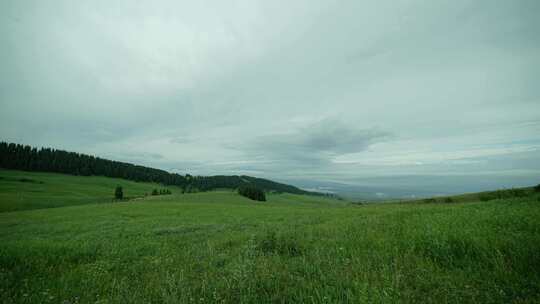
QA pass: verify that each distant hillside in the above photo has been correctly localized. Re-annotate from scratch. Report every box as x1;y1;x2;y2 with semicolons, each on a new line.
403;185;539;205
0;142;313;195
0;168;345;212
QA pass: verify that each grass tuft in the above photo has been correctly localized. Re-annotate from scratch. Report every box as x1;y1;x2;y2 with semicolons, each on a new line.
255;231;304;257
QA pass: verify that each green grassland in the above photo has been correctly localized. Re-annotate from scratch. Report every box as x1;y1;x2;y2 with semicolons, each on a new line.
0;169;171;213
1;170;540;303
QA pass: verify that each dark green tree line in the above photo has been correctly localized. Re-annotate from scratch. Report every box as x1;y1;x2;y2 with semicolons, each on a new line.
0;141;317;196
0;142;188;186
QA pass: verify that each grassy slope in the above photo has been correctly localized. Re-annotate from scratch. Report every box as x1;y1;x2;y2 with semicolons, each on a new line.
396;187;535;205
0;169;173;212
1;185;539;303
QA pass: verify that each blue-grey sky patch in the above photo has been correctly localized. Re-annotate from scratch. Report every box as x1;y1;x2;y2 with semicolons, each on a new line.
1;0;539;198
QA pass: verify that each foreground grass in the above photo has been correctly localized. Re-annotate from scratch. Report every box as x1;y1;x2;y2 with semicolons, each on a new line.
1;190;539;303
0;169;171;212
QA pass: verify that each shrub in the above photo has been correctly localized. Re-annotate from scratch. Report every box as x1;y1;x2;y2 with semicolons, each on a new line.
534;184;540;192
508;188;527;197
18;178;43;184
238;185;266;201
444;197;453;203
151;189;159;196
114;185;123;200
479;194;494;202
183;185;198;193
480;189;528;202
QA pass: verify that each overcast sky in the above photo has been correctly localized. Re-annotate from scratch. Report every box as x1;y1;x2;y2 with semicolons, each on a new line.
1;0;539;197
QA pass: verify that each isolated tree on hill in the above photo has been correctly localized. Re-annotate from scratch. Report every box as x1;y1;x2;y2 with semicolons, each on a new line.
115;185;123;200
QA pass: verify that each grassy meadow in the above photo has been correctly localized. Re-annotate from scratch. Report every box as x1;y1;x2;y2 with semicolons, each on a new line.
0;170;169;213
1;170;540;303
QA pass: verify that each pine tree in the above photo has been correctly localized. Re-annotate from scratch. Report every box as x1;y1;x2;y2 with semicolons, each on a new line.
114;185;123;200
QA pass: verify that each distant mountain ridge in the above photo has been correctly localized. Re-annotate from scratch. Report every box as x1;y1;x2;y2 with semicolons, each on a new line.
0;142;315;195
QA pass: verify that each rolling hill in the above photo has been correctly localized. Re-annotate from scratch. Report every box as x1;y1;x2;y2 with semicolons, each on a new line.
0;169;171;212
0;141;316;196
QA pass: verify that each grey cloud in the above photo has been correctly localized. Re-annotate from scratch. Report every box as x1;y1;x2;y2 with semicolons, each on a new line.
241;119;392;165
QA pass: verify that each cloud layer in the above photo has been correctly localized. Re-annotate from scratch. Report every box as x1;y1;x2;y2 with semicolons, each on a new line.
1;0;539;197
